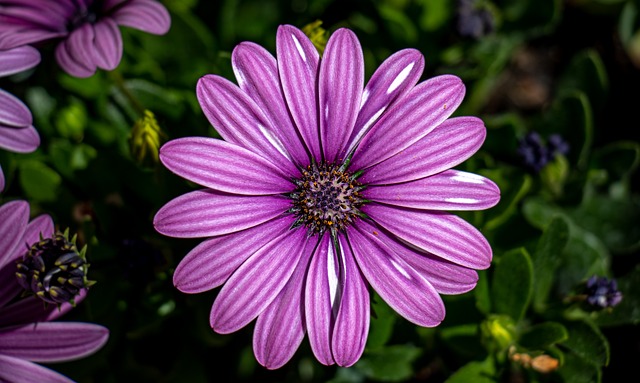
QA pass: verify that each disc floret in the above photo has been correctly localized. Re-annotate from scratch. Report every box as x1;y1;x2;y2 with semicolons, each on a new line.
289;162;365;235
16;229;95;306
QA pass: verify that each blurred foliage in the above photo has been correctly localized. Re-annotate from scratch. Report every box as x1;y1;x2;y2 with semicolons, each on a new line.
1;0;639;382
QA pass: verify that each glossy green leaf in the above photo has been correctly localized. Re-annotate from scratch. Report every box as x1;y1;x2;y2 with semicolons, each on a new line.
491;248;533;322
557;351;602;383
563;321;610;367
356;345;421;382
18;160;62;202
444;358;496;383
367;295;397;349
519;322;569;349
532;216;570;311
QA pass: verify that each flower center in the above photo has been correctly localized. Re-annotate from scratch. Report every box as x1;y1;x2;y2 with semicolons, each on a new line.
68;1;102;30
15;231;94;305
289;162;365;235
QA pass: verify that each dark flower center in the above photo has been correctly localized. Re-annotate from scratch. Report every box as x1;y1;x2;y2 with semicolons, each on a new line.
68;0;103;30
16;231;93;305
289;162;365;235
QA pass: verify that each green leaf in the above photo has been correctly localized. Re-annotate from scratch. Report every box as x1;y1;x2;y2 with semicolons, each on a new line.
440;324;485;360
444;358;496;383
532;216;570;312
475;270;491;315
557;50;609;110
557;351;602;383
18;160;62;203
355;345;421;382
367;296;397;349
491;248;533;322
519;322;569;350
483;168;532;231
562;321;610;367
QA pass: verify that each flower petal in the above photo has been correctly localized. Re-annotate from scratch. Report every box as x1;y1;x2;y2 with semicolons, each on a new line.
154;189;290;238
319;28;364;163
111;0;171;35
232;42;309;166
196;74;299;176
360;221;479;294
54;28;96;78
253;235;314;369
350;75;465;171
0;46;40;77
345;49;424;155
363;170;500;211
0;354;75;383
92;18;123;70
348;221;445;327
0;166;4;192
332;234;369;367
0;214;53;309
160;137;294;195
276;24;321;160
305;234;335;366
363;204;492;269
0;29;67;51
0;290;88;328
0;200;29;270
361;116;487;185
210;228;312;333
173;216;294;293
0;124;40;153
0;322;108;362
0;88;32;128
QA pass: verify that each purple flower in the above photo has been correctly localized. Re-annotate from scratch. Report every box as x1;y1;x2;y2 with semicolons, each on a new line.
0;200;108;383
0;45;41;192
154;25;500;369
584;276;623;309
0;0;171;78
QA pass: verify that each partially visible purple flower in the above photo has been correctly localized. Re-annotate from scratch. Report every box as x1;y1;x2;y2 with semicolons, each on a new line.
0;45;41;192
0;200;108;383
457;0;495;39
0;0;171;78
154;25;500;368
517;132;569;172
584;276;622;309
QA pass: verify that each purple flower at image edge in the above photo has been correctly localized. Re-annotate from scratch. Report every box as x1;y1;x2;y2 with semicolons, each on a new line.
0;45;41;192
154;25;500;368
0;0;171;78
0;201;108;383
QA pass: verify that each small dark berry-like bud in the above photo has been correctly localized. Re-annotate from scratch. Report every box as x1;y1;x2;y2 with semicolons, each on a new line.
15;229;94;306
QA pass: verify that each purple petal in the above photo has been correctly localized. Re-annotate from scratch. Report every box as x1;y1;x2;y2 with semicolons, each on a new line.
160;137;294;195
0;290;88;327
319;28;364;163
0;200;29;270
54;26;97;78
0;166;4;192
305;234;335;366
92;18;123;70
0;214;53;309
363;204;492;269
363;170;500;211
350;75;465;171
0;29;67;51
111;0;171;35
348;221;445;327
210;228;312;333
332;234;369;367
345;49;425;156
276;24;322;160
0;354;75;383
0;45;40;77
153;189;290;238
361;116;487;185
359;221;479;294
253;234;313;369
0;322;108;362
196;74;299;176
0;88;32;128
173;216;294;293
0;124;40;153
232;42;309;167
